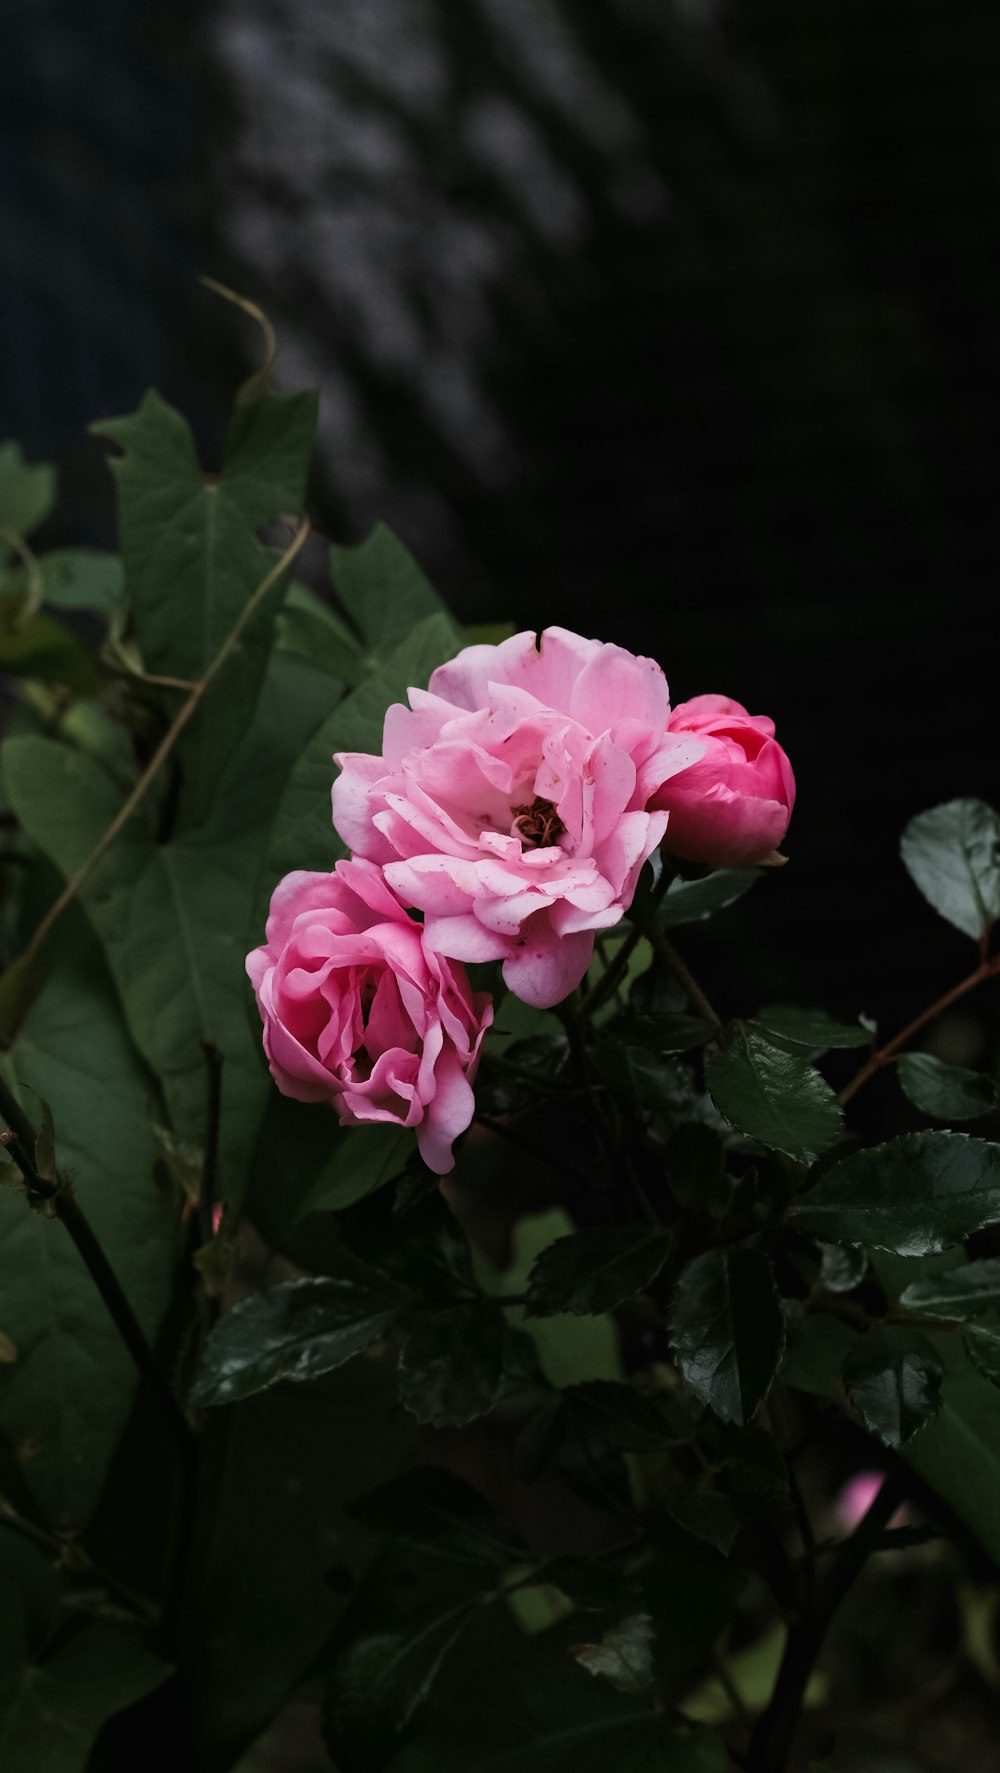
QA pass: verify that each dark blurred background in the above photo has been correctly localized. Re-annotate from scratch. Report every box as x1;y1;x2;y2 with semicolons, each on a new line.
4;0;1000;1098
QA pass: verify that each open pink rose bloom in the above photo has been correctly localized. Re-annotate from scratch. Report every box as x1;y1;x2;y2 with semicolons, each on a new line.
332;627;710;1009
250;623;793;1163
246;858;492;1173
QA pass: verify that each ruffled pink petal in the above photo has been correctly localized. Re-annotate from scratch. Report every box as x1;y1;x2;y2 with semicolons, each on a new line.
501;923;595;1009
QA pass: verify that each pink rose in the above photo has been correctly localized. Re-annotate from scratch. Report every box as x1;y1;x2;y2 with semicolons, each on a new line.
331;627;704;1008
246;858;492;1174
652;694;795;867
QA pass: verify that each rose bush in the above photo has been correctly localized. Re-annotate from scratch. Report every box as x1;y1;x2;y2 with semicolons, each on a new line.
247;857;492;1173
331;625;705;1006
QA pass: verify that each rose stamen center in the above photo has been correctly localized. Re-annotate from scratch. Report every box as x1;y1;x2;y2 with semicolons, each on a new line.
511;796;565;849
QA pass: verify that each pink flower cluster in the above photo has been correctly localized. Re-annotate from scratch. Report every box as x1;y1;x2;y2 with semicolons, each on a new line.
247;626;794;1172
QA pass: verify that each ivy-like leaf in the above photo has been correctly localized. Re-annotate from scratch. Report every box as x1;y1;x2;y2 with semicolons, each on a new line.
330;523;461;661
191;1272;407;1407
0;441;56;536
897;1053;998;1122
669;1249;785;1425
397;1302;509;1427
706;1026;842;1164
525;1225;671;1318
0;1612;170;1773
791;1131;1000;1254
900;1260;1000;1319
842;1327;944;1446
901;798;1000;942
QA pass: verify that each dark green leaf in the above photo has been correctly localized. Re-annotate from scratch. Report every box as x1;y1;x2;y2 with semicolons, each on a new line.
842;1327;943;1447
196;1357;416;1755
37;548;123;614
897;1052;998;1121
191;1272;406;1407
0;443;56;536
222;389;319;526
780;1311;860;1396
0;611;97;693
669;1249;785;1425
329;524;461;661
0;1618;170;1773
900;1259;1000;1319
664;1125;731;1217
258;609;460;915
901;798;1000;941
326;1598;482;1755
563;1380;688;1452
707;1026;842;1164
791;1131;1000;1254
610;1013;719;1054
657;869;761;928
93;388;316;821
668;1491;742;1555
294;1126;415;1219
525;1226;671;1318
392;1606;729;1773
348;1467;515;1575
752;1005;872;1051
277;582;365;684
571;1613;656;1695
962;1321;1000;1387
398;1303;509;1427
0;947;175;1526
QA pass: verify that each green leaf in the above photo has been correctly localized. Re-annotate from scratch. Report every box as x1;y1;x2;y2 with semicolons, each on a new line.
191;1271;407;1407
669;1249;785;1425
277;582;366;684
397;1303;509;1428
475;1211;624;1390
562;1380;687;1452
525;1226;671;1319
962;1321;1000;1387
258;609;460;916
609;1013;719;1054
791;1131;1000;1254
897;1052;998;1121
657;869;761;928
0;443;56;536
221;389;319;526
571;1613;656;1695
195;1357;416;1758
780;1311;860;1396
329;523;461;662
0;1621;170;1773
842;1327;943;1446
900;1260;1000;1319
901;798;1000;941
36;549;124;614
752;1005;872;1052
3;650;334;1205
706;1026;842;1164
0;946;176;1526
92;387;317;823
392;1608;729;1773
293;1126;415;1218
0;612;97;693
325;1598;482;1756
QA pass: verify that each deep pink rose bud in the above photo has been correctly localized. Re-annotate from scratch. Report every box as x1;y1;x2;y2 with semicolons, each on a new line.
652;694;795;867
246;858;492;1174
331;627;703;1009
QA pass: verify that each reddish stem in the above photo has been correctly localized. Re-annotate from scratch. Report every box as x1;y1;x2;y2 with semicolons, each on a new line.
838;953;1000;1107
